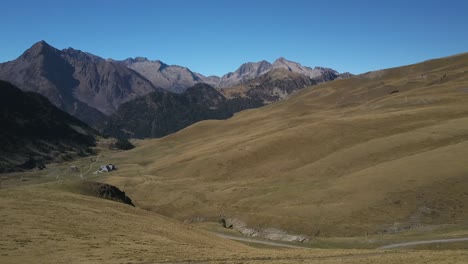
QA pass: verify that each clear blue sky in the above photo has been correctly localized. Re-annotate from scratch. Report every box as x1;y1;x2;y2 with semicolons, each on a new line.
2;0;468;76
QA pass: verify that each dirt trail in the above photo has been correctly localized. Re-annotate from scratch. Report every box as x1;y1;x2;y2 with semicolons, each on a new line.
79;155;99;180
378;237;468;249
211;232;308;249
214;231;468;250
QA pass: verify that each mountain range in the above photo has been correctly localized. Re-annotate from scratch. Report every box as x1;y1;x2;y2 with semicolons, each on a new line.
121;56;347;92
0;41;348;137
221;68;319;103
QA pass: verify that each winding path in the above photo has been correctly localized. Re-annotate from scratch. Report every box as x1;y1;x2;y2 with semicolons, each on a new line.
378;237;468;249
210;232;308;249
213;231;468;250
79;155;99;180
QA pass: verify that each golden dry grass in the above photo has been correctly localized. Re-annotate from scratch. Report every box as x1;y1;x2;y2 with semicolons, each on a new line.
1;183;467;263
100;53;468;237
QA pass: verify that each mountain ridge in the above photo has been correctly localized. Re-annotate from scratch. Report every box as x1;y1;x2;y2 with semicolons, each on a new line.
0;41;160;125
0;40;348;131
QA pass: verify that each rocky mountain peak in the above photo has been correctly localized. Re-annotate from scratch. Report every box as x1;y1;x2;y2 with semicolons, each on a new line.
30;40;52;51
272;57;298;67
274;57;287;63
237;60;272;76
19;40;59;61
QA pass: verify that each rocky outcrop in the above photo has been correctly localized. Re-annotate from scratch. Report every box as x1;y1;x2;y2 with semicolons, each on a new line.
81;182;135;206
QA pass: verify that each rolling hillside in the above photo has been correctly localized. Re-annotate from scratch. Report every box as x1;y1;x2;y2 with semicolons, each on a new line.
3;182;466;263
101;52;468;238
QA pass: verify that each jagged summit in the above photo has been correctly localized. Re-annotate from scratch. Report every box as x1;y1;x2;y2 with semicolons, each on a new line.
216;57;343;88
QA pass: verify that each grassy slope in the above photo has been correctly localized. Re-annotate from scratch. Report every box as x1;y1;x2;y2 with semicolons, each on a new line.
101;53;468;237
0;183;252;263
1;183;468;264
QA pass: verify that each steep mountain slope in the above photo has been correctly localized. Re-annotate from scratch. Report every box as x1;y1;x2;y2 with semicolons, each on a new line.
0;41;159;124
0;81;98;172
103;83;235;138
119;57;219;93
221;68;318;103
103;53;468;238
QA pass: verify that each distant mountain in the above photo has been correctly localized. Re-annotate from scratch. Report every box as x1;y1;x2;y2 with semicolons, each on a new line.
216;58;346;88
217;60;272;88
0;41;348;136
0;80;99;172
272;57;338;79
221;68;318;103
117;56;347;90
103;83;228;138
103;83;263;139
117;57;219;93
0;41;160;125
104;62;342;138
